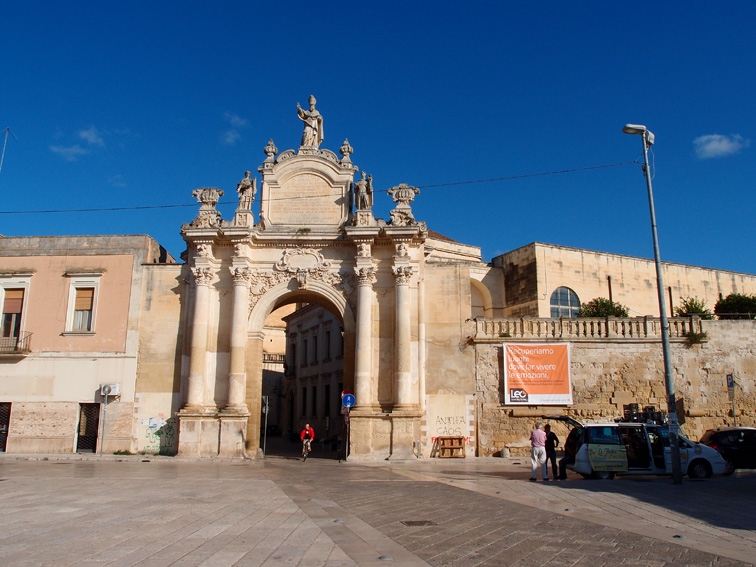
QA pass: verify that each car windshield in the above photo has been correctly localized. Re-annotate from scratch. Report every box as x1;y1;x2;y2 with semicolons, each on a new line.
659;427;693;448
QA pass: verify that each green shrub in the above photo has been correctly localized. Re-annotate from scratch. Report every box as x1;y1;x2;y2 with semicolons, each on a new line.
684;331;709;344
714;293;756;319
674;296;713;319
577;298;629;317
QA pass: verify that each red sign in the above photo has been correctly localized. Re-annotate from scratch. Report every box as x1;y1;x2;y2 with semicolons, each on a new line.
341;389;353;399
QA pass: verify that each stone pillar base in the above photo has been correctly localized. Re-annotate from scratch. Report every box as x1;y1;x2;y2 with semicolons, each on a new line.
219;412;250;458
349;412;421;461
176;412;221;458
177;410;251;459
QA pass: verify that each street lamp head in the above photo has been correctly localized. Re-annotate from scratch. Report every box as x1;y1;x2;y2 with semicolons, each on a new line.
623;123;655;146
623;124;647;135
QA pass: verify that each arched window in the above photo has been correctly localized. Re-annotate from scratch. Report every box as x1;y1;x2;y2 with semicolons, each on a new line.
550;287;580;318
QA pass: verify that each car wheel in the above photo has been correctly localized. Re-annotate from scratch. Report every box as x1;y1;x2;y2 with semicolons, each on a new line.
724;460;736;475
687;460;712;479
591;471;615;480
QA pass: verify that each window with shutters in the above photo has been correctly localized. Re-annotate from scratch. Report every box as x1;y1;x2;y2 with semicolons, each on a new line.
2;288;24;338
64;273;101;334
0;276;32;353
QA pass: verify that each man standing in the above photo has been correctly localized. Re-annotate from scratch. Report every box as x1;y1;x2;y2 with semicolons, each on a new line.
544;424;560;480
530;421;548;481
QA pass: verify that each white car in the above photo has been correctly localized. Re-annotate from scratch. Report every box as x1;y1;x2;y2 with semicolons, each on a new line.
544;415;727;479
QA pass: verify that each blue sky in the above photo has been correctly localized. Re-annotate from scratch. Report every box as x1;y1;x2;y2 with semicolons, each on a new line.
1;3;754;277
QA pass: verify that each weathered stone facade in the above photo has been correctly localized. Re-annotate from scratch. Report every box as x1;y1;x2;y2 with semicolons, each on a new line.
474;319;756;457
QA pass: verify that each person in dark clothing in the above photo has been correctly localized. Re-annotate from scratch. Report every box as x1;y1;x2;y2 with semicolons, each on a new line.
558;426;582;480
544;424;560;480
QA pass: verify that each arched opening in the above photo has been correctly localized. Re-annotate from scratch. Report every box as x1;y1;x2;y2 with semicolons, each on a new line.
247;281;355;459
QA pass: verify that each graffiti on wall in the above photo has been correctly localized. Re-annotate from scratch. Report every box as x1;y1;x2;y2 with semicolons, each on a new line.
139;416;176;455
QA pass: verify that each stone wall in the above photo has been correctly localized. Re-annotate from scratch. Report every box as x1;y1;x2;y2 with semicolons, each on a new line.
475;319;756;457
6;402;80;453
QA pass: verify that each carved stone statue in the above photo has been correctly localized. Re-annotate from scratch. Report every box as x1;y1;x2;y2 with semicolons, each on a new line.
354;171;373;211
236;171;256;211
296;95;324;148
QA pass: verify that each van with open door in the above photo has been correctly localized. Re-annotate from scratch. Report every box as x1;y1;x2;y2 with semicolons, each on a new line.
543;415;727;479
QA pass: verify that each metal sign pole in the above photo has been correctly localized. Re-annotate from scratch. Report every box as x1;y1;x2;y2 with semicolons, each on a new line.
99;385;111;457
262;396;269;456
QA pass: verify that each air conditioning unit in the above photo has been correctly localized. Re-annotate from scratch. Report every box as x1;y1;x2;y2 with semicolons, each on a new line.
99;383;121;397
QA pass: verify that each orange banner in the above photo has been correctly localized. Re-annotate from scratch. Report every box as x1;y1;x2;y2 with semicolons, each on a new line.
504;343;572;405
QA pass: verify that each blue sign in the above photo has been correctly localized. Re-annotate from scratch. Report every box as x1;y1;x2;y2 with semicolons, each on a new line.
727;373;735;389
342;393;356;408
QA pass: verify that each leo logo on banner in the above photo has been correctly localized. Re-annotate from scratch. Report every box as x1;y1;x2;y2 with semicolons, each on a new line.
510;388;529;402
503;343;573;405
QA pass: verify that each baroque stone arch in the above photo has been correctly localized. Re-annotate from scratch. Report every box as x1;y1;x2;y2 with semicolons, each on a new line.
176;98;429;461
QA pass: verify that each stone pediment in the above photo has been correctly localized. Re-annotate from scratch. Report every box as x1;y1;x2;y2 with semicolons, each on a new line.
258;149;357;232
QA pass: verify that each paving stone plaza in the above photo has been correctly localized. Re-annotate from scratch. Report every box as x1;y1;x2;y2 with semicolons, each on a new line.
1;449;755;567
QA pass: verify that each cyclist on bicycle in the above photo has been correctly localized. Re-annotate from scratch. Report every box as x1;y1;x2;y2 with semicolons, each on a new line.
300;423;315;455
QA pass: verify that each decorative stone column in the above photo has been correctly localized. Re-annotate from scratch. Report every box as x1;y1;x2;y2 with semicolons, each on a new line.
185;262;217;411
392;264;414;410
353;265;376;411
226;262;252;412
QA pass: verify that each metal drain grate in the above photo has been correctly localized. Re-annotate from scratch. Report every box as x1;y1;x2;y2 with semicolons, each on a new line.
400;520;437;527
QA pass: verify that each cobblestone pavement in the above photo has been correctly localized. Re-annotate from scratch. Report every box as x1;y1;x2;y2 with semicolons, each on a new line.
1;452;755;567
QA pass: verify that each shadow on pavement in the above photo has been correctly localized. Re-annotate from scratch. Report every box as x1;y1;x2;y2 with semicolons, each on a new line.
440;466;756;531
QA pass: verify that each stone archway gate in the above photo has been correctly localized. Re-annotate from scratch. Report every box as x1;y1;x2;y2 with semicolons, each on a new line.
177;106;428;459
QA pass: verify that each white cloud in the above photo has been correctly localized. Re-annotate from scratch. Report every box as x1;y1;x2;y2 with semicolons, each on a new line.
224;112;248;128
221;129;241;145
694;134;750;159
220;112;249;145
78;126;105;146
50;144;90;162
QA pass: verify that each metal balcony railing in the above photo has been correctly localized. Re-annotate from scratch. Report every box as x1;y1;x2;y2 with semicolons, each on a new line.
0;332;32;355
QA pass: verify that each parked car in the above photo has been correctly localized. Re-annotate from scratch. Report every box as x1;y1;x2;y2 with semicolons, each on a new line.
700;427;756;474
544;415;727;479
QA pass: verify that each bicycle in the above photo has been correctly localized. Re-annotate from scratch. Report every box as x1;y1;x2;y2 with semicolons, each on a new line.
302;438;312;461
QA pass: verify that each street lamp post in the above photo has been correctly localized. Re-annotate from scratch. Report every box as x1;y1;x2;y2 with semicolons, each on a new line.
622;124;683;484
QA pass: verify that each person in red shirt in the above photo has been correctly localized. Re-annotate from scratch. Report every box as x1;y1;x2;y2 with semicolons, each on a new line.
300;423;315;455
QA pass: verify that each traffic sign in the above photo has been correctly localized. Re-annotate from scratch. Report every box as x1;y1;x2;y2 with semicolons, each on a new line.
342;393;356;408
341;389;353;399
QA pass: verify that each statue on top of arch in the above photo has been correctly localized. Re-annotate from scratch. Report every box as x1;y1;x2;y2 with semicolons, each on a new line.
297;95;324;149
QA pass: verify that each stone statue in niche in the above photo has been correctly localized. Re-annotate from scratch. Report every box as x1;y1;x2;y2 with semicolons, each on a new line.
236;171;256;211
353;171;373;211
297;95;324;148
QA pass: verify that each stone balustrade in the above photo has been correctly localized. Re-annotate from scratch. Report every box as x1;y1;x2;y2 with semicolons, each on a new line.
472;316;703;342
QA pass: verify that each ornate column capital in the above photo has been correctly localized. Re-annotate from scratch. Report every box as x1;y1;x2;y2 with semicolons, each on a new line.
392;265;413;285
191;266;215;286
354;266;377;286
230;266;252;286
